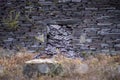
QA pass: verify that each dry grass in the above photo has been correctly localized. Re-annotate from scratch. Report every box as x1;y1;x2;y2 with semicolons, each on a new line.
0;51;120;80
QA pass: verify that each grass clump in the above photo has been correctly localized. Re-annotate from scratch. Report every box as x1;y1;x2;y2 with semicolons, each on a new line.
3;10;20;30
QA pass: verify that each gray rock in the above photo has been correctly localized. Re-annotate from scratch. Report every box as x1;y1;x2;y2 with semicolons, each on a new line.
80;34;86;43
101;43;109;48
101;49;110;53
115;44;120;48
58;0;71;3
50;25;61;30
111;29;120;33
63;35;72;40
60;48;67;52
27;50;36;53
100;7;116;10
117;24;120;27
68;51;75;57
23;58;63;77
85;8;98;10
54;35;63;40
38;64;50;74
72;0;81;2
97;23;112;26
62;32;68;36
84;28;99;33
90;47;96;51
31;44;40;48
56;19;81;25
4;38;14;42
86;39;92;43
97;16;111;19
98;29;110;35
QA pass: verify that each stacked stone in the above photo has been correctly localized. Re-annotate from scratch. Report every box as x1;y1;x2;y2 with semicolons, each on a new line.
0;0;47;53
72;0;120;54
0;0;120;56
45;24;75;57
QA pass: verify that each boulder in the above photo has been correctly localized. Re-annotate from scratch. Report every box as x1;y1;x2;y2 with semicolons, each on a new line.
23;55;89;78
23;58;63;77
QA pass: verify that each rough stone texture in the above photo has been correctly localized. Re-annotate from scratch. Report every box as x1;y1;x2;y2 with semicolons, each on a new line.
0;0;120;56
23;58;62;77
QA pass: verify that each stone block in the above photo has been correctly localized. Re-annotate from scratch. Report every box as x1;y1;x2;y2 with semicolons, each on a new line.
20;24;32;27
98;29;111;35
97;23;112;26
39;2;53;6
3;38;14;42
100;7;116;10
50;25;61;29
56;19;81;25
111;29;120;33
115;44;120;48
85;8;98;10
97;16;111;19
101;49;110;53
101;43;109;48
72;0;81;2
84;28;100;33
86;39;92;43
73;39;80;44
23;58;62;77
104;33;120;36
117;24;120;29
32;16;41;20
73;12;84;17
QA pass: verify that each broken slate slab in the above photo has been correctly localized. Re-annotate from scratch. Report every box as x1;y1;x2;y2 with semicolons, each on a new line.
50;25;61;29
56;19;81;25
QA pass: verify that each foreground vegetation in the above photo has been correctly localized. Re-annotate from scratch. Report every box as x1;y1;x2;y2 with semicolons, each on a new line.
0;50;120;80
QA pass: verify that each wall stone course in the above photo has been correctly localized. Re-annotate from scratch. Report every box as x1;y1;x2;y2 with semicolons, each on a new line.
0;0;120;56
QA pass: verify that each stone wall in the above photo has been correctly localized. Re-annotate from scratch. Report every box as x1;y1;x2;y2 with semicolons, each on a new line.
0;0;120;56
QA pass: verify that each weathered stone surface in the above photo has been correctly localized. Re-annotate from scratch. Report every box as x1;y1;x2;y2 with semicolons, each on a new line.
0;0;120;55
56;19;81;25
85;8;98;10
23;58;62;77
45;24;74;54
80;33;86;43
97;23;113;26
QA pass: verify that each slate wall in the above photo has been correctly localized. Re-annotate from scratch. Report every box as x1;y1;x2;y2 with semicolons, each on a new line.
0;0;120;55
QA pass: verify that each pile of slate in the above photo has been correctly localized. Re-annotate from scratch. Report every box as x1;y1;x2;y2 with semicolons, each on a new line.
45;25;75;57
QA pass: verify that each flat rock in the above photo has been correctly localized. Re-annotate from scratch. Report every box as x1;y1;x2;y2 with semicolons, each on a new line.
50;25;61;30
56;19;81;25
23;58;63;77
25;58;58;64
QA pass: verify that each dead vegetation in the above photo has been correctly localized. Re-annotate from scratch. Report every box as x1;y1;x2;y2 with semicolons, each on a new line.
0;51;120;80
